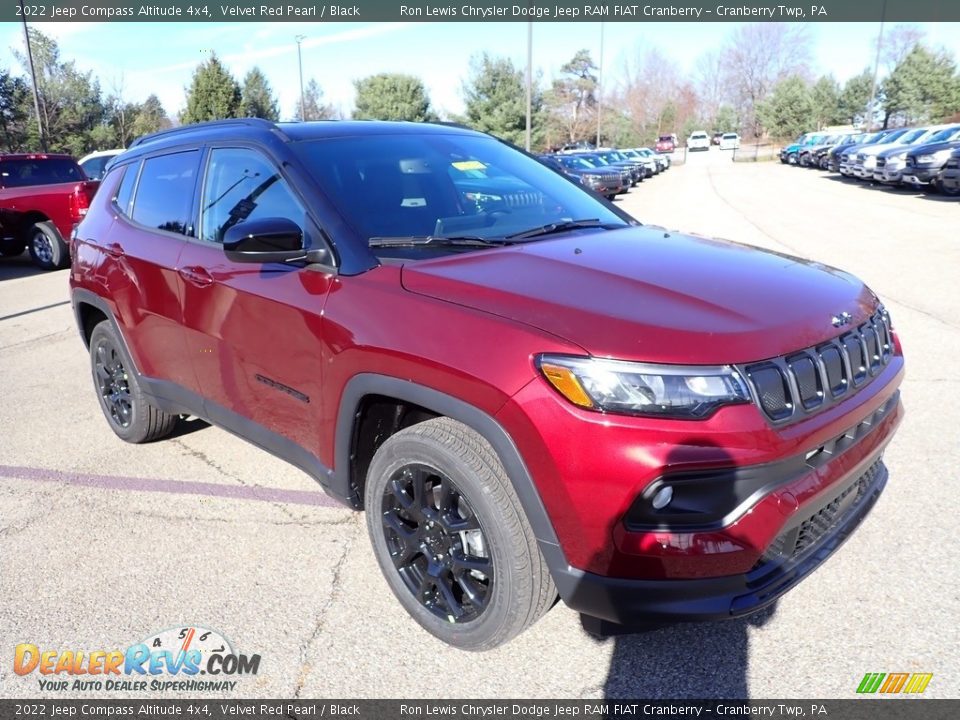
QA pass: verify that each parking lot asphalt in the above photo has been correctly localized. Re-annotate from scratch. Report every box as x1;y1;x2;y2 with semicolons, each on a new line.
1;148;957;700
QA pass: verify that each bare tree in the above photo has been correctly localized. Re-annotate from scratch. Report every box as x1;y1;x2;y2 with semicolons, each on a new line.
879;24;925;71
620;45;681;141
694;49;732;127
720;23;812;137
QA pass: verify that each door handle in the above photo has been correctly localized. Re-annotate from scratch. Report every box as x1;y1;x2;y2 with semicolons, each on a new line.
178;265;214;287
103;242;124;258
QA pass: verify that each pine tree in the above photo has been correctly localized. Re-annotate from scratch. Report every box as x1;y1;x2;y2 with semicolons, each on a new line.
240;67;279;121
182;54;241;125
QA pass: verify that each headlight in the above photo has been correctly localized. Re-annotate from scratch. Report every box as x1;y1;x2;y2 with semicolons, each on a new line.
536;355;750;419
917;150;951;164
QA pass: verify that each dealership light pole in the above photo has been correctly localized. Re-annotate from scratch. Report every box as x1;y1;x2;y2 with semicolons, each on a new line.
867;0;888;130
596;22;604;147
295;34;306;121
18;0;45;150
525;22;532;151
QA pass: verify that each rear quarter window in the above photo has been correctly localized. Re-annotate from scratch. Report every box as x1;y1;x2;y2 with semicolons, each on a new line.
112;162;140;217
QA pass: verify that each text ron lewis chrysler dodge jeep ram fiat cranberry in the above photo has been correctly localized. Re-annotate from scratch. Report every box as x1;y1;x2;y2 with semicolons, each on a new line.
70;119;904;650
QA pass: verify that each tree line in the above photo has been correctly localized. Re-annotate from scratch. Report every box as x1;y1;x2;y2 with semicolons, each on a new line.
3;24;960;156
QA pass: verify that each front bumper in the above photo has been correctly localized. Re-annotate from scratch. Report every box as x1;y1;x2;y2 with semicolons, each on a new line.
852;164;875;179
554;452;889;623
873;166;904;184
940;169;960;190
901;167;941;185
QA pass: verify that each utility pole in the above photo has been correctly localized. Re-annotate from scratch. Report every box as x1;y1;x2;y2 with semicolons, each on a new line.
867;0;888;130
596;22;604;147
295;35;306;121
525;22;532;152
19;0;45;150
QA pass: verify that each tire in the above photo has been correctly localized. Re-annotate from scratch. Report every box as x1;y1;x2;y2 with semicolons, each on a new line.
799;154;810;167
26;221;69;270
364;417;555;651
605;194;616;201
939;179;960;197
89;321;178;443
0;239;26;257
788;152;798;165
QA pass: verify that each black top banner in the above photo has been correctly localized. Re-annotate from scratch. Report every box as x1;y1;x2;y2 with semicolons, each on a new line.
5;0;960;23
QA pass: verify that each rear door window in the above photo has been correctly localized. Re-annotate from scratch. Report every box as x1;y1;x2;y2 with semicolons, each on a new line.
130;151;200;235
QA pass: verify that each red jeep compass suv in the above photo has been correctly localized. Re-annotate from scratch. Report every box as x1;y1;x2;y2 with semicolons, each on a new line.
70;119;904;650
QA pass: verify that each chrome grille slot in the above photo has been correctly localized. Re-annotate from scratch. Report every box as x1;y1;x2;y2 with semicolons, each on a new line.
738;308;895;425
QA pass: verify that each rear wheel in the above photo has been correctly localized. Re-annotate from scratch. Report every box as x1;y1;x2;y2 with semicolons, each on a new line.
27;221;69;270
89;321;178;443
364;417;555;651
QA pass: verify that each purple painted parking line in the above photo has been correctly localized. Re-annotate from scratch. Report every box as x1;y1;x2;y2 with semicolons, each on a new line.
0;464;342;508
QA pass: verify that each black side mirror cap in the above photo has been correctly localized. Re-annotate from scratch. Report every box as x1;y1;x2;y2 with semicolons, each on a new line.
223;217;329;265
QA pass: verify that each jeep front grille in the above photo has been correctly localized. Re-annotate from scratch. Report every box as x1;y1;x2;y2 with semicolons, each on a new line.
739;308;894;425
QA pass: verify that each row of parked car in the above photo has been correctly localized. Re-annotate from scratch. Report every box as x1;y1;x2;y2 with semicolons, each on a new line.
538;146;671;200
779;125;960;196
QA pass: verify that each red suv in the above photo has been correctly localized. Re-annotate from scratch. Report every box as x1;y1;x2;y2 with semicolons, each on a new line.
70;119;904;650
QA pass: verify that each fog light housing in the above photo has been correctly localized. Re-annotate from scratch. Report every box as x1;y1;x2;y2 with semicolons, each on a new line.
651;486;673;510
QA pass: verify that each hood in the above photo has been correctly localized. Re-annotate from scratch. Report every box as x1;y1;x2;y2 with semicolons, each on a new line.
400;227;877;365
859;141;908;157
907;140;960;158
876;145;914;159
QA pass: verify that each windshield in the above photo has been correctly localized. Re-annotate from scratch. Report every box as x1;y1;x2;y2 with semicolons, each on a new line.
722;134;738;139
926;127;960;143
900;129;929;144
556;155;596;171
296;134;628;254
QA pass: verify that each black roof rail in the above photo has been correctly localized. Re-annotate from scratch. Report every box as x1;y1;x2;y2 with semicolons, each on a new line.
129;117;285;148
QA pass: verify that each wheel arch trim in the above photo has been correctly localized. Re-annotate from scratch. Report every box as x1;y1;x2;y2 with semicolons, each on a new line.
334;373;568;570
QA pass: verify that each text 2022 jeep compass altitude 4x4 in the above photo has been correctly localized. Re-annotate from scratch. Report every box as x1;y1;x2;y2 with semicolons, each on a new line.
70;119;904;650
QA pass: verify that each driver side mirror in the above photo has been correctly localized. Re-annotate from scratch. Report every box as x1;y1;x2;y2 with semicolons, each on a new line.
223;217;330;265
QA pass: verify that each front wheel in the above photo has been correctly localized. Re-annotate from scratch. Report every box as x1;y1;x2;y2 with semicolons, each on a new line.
27;221;69;270
938;179;960;197
364;417;556;651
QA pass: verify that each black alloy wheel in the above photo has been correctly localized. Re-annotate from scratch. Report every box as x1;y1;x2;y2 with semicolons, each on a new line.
381;463;493;623
94;338;133;429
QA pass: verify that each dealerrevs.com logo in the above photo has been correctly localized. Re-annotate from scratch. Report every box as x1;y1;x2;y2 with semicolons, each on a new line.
14;626;261;692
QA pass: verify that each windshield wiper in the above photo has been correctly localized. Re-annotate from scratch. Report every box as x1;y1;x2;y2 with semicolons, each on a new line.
505;218;626;241
368;235;506;248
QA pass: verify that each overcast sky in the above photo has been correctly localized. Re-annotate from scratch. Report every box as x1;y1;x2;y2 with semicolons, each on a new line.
3;21;960;121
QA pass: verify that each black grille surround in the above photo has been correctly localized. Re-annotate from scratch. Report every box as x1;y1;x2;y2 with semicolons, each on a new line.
738;308;894;426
